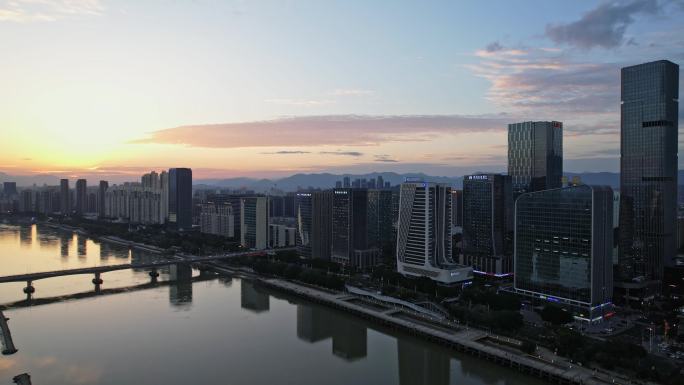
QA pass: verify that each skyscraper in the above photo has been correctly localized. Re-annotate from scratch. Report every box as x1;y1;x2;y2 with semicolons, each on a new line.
60;179;70;214
451;189;463;229
160;170;169;223
168;168;193;230
97;180;108;218
75;179;87;214
343;176;351;188
461;174;513;277
2;182;17;196
396;181;472;284
241;196;270;250
514;185;614;322
617;60;679;298
367;189;394;258
331;188;378;268
296;192;313;258
508;121;563;196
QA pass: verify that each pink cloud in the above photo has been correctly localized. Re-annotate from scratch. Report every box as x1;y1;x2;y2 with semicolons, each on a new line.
130;114;511;149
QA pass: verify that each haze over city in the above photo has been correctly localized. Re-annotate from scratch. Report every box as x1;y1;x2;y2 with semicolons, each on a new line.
2;0;683;182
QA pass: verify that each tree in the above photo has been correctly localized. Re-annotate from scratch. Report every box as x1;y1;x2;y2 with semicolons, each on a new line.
540;305;573;325
520;340;536;354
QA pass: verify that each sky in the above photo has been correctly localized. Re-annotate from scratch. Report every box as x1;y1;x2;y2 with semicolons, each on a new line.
1;0;683;182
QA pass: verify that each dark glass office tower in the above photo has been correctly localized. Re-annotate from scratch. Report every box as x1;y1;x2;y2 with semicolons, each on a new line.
296;192;313;258
462;174;513;276
451;189;463;228
59;179;70;214
367;189;394;259
297;191;334;259
97;180;108;218
169;168;193;231
508;121;563;196
331;188;377;268
618;60;679;296
312;191;333;260
75;179;87;214
514;185;614;322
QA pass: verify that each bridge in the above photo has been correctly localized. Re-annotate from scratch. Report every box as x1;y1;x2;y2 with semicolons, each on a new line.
0;247;295;297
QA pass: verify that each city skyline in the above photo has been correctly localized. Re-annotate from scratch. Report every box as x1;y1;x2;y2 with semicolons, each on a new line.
1;0;683;181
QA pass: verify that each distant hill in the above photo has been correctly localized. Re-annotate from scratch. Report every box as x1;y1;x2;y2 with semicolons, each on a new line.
196;170;684;192
3;170;683;192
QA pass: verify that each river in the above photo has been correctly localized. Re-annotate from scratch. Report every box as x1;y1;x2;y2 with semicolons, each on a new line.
0;223;547;385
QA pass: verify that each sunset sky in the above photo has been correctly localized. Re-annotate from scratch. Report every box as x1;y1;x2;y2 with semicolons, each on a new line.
1;0;683;182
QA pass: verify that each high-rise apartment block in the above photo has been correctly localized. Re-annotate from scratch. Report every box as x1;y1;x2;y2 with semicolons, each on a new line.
2;182;17;196
241;196;270;250
514;185;614;322
396;181;472;284
508;121;563;196
200;202;234;238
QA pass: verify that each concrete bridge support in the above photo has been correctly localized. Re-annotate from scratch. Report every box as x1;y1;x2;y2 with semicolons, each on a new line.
148;269;160;283
22;281;34;301
92;272;103;292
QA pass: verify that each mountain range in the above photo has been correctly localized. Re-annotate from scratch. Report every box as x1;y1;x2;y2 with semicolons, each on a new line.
3;171;683;192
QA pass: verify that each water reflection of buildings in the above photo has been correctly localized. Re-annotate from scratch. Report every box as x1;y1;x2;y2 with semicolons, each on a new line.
19;226;32;247
76;235;87;257
296;304;367;361
397;338;450;385
60;233;71;258
169;264;193;308
240;281;270;313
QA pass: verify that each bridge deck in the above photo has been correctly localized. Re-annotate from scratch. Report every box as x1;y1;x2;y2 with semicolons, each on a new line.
0;250;272;283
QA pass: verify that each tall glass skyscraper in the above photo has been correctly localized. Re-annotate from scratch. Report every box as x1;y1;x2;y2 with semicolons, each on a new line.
617;60;679;296
331;188;377;268
296;191;333;260
168;168;193;231
461;174;513;276
514;185;614;322
508;121;563;196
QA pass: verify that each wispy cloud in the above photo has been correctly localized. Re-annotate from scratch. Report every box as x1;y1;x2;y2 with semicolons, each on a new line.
374;154;398;163
545;0;661;49
0;0;104;22
264;98;334;106
329;89;374;96
319;150;364;157
469;44;619;114
131;114;511;149
260;150;311;155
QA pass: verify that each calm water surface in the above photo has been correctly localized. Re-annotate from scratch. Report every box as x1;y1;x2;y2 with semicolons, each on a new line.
0;223;548;385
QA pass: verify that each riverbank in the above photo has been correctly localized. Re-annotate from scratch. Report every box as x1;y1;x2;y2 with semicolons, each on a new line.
41;222;166;254
210;264;637;385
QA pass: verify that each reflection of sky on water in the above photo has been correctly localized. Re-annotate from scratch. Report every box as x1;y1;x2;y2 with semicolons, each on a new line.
0;224;547;385
0;224;171;304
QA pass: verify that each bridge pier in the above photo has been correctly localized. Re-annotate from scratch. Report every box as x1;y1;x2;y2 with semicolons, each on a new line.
92;272;103;292
22;281;34;301
92;272;103;285
148;269;160;283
